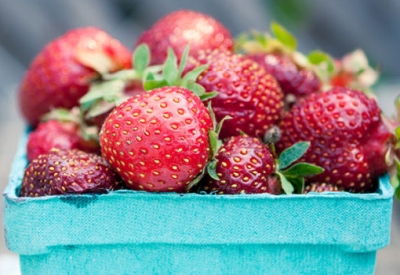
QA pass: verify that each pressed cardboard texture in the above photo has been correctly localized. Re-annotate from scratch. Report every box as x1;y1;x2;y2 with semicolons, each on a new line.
3;130;394;275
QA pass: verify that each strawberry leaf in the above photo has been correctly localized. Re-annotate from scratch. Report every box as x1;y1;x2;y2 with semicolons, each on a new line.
178;45;190;78
281;162;324;177
181;65;208;86
41;107;81;124
215;115;232;137
199;91;218;102
395;186;400;201
79;79;125;111
86;100;116;119
208;130;221;158
285;175;305;194
143;79;169;91
253;30;269;47
395;126;400;142
276;171;294;194
102;69;139;82
271;22;297;51
308;50;335;74
133;44;150;76
163;48;179;84
186;81;205;96
207;160;219;180
186;168;207;191
278;141;310;170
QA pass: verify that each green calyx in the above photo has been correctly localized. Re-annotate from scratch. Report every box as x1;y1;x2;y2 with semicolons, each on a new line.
235;21;297;55
271;140;324;195
79;44;160;121
206;106;232;181
143;45;217;101
40;107;99;143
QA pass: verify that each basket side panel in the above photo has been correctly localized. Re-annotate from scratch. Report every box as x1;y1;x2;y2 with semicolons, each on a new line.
19;244;377;275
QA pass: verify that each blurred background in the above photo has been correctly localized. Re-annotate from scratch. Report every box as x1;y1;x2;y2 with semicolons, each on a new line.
0;0;399;274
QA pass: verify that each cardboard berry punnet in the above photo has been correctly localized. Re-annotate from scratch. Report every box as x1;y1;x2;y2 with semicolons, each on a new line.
3;9;397;275
3;130;394;275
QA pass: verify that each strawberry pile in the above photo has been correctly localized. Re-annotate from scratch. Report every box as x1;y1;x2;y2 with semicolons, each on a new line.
17;9;397;198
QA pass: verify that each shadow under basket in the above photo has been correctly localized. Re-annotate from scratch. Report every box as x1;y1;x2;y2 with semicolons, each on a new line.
3;130;394;275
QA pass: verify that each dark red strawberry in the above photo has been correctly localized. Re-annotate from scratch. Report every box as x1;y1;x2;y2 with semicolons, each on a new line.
187;49;284;139
99;86;213;192
18;27;132;127
235;23;321;106
248;53;321;99
26;120;81;162
277;86;393;193
19;149;123;197
201;136;278;194
134;10;233;65
200;135;323;195
303;183;343;194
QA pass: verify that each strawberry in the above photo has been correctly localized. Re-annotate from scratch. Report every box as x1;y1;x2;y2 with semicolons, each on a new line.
200;128;323;195
303;183;343;194
235;23;321;106
26;118;102;163
19;149;123;197
201;136;278;194
99;86;213;192
276;86;393;193
18;27;132;127
26;120;82;162
187;49;284;139
134;10;233;65
248;53;321;99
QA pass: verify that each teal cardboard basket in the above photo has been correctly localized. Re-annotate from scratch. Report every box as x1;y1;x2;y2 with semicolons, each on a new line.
3;131;394;275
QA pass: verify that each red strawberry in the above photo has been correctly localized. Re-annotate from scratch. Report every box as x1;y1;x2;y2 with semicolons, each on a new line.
18;27;132;127
134;10;233;65
201;136;278;194
27;120;100;162
235;23;321;106
99;86;213;192
277;86;393;193
303;183;343;194
19;149;123;197
187;49;284;139
27;120;81;162
248;53;321;99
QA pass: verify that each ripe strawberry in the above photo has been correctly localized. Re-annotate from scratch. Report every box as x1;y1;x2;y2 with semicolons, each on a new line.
99;86;213;192
235;23;321;106
19;149;123;197
26;119;101;162
200;135;323;195
248;53;321;99
201;136;278;194
187;49;284;139
27;120;81;162
18;27;132;127
134;10;233;65
303;183;343;194
277;86;393;193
